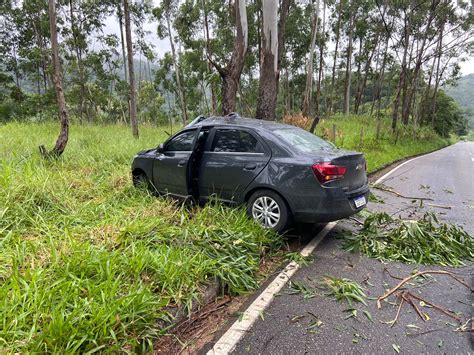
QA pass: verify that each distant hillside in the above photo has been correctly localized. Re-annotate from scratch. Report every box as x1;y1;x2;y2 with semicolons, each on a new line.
18;58;158;93
445;73;474;130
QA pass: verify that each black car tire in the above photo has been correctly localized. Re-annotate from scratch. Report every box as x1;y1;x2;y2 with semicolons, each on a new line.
133;171;150;189
247;189;291;233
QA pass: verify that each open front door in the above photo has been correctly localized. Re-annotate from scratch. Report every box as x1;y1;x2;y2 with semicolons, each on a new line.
152;129;198;198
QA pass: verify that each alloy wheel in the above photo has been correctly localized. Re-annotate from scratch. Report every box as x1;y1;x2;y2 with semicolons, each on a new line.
252;196;281;228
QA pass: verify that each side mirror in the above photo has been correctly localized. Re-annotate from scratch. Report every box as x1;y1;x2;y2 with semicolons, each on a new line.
157;143;164;153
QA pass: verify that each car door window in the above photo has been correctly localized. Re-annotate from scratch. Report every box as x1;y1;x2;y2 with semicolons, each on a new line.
165;130;197;152
211;129;263;153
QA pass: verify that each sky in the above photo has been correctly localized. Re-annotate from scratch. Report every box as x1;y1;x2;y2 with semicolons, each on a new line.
459;57;474;75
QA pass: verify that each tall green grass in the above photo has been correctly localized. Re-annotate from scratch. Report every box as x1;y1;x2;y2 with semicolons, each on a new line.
0;122;281;352
315;114;454;171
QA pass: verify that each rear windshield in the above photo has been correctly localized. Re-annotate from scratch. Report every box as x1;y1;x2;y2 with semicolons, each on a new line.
273;127;335;153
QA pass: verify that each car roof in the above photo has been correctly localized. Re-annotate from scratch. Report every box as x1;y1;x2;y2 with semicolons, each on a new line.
191;115;296;132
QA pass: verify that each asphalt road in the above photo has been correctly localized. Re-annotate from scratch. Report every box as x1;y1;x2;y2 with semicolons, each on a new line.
373;141;474;235
207;142;474;354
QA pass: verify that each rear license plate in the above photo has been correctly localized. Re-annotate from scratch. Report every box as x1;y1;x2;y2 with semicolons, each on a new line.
353;195;366;208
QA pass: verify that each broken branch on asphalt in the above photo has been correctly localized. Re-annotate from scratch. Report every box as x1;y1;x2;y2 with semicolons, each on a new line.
371;184;434;201
377;270;472;327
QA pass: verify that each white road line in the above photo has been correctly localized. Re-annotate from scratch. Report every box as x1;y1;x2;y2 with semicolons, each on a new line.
374;147;447;185
471;157;474;162
374;157;418;185
208;222;337;355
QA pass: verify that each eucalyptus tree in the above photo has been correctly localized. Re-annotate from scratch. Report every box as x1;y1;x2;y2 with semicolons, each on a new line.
207;0;248;114
302;0;320;118
123;0;139;138
153;0;188;124
255;0;279;120
42;0;69;157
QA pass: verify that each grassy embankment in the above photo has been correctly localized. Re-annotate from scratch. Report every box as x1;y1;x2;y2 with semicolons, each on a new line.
0;115;453;352
0;122;281;352
314;114;454;171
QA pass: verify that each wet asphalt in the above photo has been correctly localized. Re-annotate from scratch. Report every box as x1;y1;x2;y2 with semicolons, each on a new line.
206;142;474;354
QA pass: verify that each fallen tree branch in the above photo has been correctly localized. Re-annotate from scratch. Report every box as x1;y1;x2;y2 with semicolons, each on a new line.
349;216;364;225
426;203;452;209
403;293;425;321
377;270;473;309
383;268;404;280
408;292;461;321
388;293;406;327
372;184;434;201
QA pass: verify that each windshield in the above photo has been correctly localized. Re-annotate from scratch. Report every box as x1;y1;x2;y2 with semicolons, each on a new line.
273;127;335;153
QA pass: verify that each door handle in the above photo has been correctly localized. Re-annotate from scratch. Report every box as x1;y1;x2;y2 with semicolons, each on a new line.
243;163;257;170
177;159;186;167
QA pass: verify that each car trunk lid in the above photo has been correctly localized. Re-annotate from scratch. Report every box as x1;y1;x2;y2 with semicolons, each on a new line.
315;150;367;191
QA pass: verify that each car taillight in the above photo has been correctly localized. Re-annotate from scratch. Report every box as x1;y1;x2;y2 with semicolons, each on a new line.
312;162;347;183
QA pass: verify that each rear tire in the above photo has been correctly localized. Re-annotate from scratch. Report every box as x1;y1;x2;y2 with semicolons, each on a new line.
247;190;291;233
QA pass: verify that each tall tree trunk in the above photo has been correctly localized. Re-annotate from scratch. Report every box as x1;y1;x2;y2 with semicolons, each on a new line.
166;14;188;124
69;0;89;122
310;0;326;132
373;33;389;140
277;0;291;116
302;0;320;118
342;11;353;116
430;26;443;127
209;0;248;115
12;46;20;89
328;0;342;115
201;0;217;114
256;0;279;120
44;0;69;157
391;9;410;132
402;0;438;125
117;4;128;83
354;34;378;114
314;0;325;118
123;0;139;138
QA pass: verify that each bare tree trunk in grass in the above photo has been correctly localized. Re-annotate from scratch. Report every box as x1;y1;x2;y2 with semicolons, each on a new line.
41;0;69;158
123;0;139;138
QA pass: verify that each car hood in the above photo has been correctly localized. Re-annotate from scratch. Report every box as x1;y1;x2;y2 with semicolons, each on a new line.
136;148;156;156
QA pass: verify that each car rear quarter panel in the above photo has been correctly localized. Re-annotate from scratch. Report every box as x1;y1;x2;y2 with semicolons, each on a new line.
244;157;325;206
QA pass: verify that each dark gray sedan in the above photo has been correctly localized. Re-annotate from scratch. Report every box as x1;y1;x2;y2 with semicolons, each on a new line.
132;114;369;232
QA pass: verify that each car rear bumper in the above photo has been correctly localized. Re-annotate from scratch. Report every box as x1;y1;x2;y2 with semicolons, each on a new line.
290;184;370;223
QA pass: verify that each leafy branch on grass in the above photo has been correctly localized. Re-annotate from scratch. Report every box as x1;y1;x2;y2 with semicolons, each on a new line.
342;212;473;267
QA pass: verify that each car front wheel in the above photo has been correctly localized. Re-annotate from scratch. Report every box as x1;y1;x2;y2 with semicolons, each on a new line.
247;190;290;233
133;171;150;189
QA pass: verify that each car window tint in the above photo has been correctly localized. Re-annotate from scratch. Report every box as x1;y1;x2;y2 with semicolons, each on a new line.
166;130;197;151
273;127;335;153
211;129;263;153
